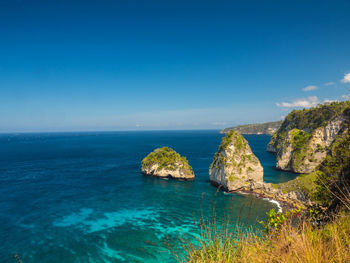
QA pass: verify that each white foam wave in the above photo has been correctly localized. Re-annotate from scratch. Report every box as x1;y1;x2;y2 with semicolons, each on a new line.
263;198;282;213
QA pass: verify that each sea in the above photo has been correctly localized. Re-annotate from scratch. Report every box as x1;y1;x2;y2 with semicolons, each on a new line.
0;131;297;263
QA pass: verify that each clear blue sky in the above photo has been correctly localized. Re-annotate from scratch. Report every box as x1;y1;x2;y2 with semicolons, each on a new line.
1;0;350;132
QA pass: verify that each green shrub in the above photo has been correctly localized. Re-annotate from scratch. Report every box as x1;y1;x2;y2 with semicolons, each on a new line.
259;207;301;232
313;134;350;206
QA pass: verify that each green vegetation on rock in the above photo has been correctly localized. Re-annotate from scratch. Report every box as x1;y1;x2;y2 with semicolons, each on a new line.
219;130;247;152
271;172;318;198
289;129;311;149
313;134;350;206
210;130;249;169
280;100;350;132
142;147;193;173
288;128;312;170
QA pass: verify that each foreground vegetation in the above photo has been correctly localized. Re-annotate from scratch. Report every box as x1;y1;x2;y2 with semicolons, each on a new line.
181;211;350;263
180;184;350;263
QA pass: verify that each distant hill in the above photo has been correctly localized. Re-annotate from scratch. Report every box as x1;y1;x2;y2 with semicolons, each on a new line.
220;121;283;135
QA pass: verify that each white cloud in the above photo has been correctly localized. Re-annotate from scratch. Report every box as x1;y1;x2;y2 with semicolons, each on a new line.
342;73;350;83
324;82;335;86
323;99;337;104
342;94;350;100
302;85;318;92
276;96;319;108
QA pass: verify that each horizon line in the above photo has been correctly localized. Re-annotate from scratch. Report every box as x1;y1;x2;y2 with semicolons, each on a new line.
0;128;223;135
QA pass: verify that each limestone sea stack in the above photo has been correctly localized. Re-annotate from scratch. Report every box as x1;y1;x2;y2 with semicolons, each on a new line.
209;130;263;191
209;130;308;207
141;147;195;180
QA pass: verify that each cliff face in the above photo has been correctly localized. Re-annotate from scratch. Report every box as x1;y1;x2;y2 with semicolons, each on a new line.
209;130;263;191
141;147;194;180
268;101;350;174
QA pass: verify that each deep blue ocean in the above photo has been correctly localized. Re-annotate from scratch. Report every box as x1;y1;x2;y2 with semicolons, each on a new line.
0;131;297;263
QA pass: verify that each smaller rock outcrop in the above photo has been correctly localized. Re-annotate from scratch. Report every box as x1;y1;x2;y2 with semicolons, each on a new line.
141;147;194;180
209;130;263;191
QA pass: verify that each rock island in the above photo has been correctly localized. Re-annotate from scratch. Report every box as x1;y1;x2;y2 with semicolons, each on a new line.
141;147;195;180
209;130;264;191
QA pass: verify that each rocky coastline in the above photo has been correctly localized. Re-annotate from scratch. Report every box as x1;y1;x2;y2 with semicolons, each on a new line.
210;101;350;210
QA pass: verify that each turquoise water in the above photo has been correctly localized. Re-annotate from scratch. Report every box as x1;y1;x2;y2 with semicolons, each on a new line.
0;131;297;262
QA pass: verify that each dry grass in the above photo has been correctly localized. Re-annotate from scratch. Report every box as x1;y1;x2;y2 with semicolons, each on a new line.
180;211;350;263
179;170;350;263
